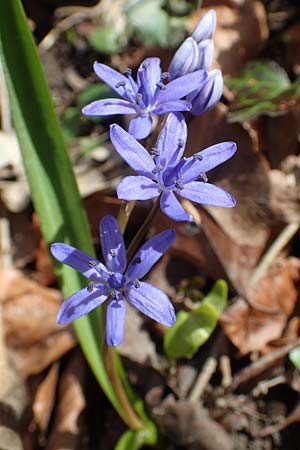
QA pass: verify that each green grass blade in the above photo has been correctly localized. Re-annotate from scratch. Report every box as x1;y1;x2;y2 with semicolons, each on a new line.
0;0;125;419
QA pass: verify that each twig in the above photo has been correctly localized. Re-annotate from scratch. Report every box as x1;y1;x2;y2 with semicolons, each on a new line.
250;222;300;288
220;355;232;388
188;357;217;402
252;375;286;397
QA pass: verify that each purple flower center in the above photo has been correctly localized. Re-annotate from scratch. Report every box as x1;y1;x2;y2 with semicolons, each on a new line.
108;272;126;289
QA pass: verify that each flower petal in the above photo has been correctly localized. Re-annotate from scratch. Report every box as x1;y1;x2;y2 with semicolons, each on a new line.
180;142;237;183
93;62;137;102
57;285;108;324
192;10;216;42
188;69;223;115
179;181;236;207
117;176;160;201
126;282;175;327
128;114;153;140
110;124;155;177
51;243;108;282
106;296;126;346
153;100;191;115
160;191;192;221
156;112;187;170
198;39;214;70
158;70;207;103
82;98;136;116
127;229;176;280
137;57;161;104
100;215;127;273
169;37;200;79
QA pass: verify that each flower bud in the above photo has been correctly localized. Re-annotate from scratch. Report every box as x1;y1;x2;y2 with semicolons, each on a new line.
168;37;199;79
192;10;216;43
188;69;223;115
198;39;214;70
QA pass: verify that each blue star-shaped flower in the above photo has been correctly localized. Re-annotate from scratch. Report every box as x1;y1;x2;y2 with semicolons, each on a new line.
82;57;207;140
51;215;176;346
110;112;236;221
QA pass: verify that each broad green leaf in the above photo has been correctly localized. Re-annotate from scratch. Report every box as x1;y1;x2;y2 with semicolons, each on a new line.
0;0;126;422
289;346;300;370
226;60;300;122
164;280;228;360
88;26;127;54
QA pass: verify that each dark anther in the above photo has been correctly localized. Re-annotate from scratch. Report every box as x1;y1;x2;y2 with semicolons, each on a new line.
88;260;97;267
156;82;166;90
161;72;170;82
115;81;126;88
175;180;184;190
178;138;185;148
132;257;141;265
199;172;208;183
136;93;143;105
123;68;132;76
110;248;117;257
87;282;94;292
151;147;160;156
110;290;117;299
133;279;140;288
142;62;149;69
193;154;203;161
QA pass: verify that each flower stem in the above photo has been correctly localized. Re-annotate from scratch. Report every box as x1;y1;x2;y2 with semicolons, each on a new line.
126;198;160;262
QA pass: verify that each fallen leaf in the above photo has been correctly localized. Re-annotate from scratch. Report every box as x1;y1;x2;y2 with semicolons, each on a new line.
33;363;60;432
220;258;300;354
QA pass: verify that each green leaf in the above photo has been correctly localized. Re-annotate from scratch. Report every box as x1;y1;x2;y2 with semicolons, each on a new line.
88;26;127;54
0;0;126;422
164;280;228;360
79;83;118;107
226;60;300;122
126;0;170;46
289;346;300;370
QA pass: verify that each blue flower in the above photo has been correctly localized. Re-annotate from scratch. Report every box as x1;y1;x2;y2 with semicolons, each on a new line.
110;112;236;222
51;216;176;346
82;57;207;140
168;10;223;116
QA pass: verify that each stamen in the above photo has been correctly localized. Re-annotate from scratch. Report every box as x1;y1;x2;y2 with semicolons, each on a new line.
142;62;149;69
193;154;203;161
88;260;97;267
133;279;140;288
152;166;163;174
110;290;117;299
136;93;143;106
132;257;141;265
175;180;184;190
87;282;94;292
123;68;132;76
199;172;208;183
156;81;166;90
178;139;185;148
161;72;170;82
110;248;117;257
115;81;126;88
151;147;160;156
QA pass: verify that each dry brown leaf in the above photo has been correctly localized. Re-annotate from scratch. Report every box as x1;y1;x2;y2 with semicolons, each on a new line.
33;363;60;432
46;352;86;450
220;258;300;354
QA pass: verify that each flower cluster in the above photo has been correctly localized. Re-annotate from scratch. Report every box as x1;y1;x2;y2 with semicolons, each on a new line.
51;10;237;346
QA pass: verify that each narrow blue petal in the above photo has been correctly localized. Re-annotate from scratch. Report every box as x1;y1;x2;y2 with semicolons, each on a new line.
128;114;153;140
192;10;216;43
160;191;192;221
57;285;108;324
180;142;237;183
100;215;127;273
126;229;176;280
126;282;175;327
51;243;108;282
106;296;126;346
82;98;136;116
188;69;223;115
110;124;155;177
137;57;161;103
198;39;214;70
153;100;191;115
158;70;207;103
117;176;160;201
179;181;236;207
168;37;200;79
93;62;137;102
156;112;187;170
